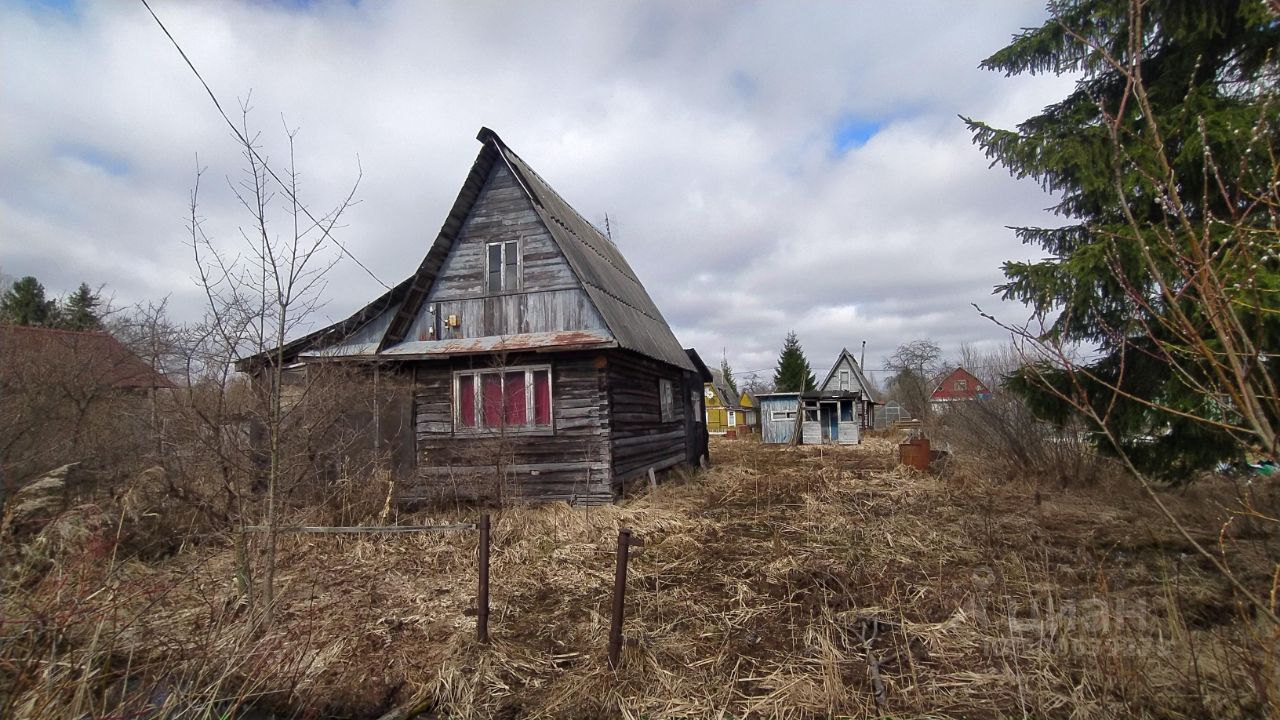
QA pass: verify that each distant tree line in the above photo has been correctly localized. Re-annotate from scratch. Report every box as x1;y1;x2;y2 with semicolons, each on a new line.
0;275;105;331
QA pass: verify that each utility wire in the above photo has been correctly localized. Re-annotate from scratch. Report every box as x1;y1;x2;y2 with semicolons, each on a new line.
139;0;391;291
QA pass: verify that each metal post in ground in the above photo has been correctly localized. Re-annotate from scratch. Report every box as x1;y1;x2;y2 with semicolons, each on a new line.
608;527;644;669
478;513;490;644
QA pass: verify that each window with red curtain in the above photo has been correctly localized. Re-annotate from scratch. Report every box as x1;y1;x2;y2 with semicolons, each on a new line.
458;375;476;427
533;369;551;426
504;371;526;425
455;366;551;431
482;373;503;427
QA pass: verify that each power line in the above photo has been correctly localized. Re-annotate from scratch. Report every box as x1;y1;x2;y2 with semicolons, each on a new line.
139;0;390;291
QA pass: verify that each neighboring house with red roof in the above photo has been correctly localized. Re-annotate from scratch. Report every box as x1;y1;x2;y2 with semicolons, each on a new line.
1;324;174;485
928;366;991;406
0;325;174;391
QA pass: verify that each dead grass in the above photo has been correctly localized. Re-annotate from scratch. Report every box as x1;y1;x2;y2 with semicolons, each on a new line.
4;436;1278;718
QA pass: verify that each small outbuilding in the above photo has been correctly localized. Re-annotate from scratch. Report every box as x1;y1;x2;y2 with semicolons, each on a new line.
758;392;801;444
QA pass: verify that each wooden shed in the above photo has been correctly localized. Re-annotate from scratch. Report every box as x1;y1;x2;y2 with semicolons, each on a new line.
758;392;802;444
758;388;869;445
239;128;712;504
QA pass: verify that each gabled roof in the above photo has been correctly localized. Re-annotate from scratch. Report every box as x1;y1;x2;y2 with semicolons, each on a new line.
707;369;742;409
482;129;692;371
1;325;174;389
929;366;990;401
819;347;877;402
242;127;693;373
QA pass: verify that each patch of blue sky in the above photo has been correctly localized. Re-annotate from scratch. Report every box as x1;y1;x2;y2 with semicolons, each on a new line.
249;0;360;10
62;145;131;177
9;0;78;16
831;116;883;155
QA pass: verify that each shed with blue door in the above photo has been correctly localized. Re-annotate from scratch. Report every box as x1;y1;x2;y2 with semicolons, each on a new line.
757;389;867;445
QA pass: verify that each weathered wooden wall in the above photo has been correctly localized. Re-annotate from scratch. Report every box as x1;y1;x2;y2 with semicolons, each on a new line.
403;161;607;342
406;353;614;504
682;370;709;466
606;351;690;483
759;394;800;444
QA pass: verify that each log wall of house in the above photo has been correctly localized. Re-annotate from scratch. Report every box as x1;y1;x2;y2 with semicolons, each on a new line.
407;353;614;504
606;351;690;483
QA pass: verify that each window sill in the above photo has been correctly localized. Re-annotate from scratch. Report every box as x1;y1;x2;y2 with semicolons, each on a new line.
452;427;555;437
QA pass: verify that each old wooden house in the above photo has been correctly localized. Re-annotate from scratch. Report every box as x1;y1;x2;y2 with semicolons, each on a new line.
241;128;711;504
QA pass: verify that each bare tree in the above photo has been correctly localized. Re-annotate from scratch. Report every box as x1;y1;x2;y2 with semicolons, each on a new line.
187;103;361;626
883;339;943;419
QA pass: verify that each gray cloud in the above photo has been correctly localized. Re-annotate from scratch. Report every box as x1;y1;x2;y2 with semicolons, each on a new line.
0;0;1071;377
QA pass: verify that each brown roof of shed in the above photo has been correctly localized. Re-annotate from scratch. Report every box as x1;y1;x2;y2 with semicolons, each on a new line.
0;325;174;389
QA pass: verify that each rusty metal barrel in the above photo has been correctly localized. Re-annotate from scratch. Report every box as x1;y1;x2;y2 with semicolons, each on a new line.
898;436;932;472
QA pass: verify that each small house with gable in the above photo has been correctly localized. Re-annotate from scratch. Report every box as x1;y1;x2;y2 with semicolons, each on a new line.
929;366;992;407
758;349;877;445
238;128;711;504
817;347;878;432
704;369;746;436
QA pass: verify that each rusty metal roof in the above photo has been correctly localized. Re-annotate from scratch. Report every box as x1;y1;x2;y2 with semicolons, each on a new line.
302;330;615;360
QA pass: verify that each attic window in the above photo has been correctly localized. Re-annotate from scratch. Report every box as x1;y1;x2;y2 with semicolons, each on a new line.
486;240;520;293
840;370;849;391
955;379;968;391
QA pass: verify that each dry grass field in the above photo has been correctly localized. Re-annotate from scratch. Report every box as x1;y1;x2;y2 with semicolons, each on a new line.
3;436;1277;719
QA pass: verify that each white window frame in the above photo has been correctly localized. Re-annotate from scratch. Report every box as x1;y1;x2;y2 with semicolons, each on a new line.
453;364;552;433
659;378;675;422
728;410;737;427
770;409;797;422
485;240;522;294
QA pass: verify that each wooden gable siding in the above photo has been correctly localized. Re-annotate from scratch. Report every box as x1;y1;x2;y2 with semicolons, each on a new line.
606;351;690;483
821;356;858;393
403;162;607;342
408;353;614;504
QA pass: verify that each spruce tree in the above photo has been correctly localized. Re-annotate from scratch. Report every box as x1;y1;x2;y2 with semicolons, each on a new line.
719;357;739;399
61;283;104;331
0;276;58;326
966;0;1280;479
773;331;817;393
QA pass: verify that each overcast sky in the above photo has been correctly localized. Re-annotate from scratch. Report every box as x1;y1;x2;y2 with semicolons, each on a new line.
0;0;1072;386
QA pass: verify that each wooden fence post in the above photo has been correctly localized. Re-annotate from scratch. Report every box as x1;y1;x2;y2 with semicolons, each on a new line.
478;513;490;644
608;527;644;669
